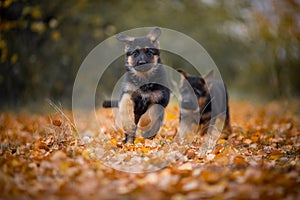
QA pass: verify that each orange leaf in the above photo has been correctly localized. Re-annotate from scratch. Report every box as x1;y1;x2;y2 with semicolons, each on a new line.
200;169;220;184
269;150;283;160
233;155;248;167
52;119;62;126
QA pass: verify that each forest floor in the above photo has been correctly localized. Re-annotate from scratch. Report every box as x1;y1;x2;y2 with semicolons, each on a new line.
0;100;299;200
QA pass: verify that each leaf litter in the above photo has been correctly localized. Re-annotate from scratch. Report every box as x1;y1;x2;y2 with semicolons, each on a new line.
0;100;299;199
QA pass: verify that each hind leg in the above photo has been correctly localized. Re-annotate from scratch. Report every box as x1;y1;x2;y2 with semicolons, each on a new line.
200;120;211;136
224;116;231;133
138;104;164;139
220;115;231;139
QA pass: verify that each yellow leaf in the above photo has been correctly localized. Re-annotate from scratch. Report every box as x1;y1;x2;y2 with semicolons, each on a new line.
82;149;91;159
141;146;149;154
110;138;117;145
217;139;227;145
134;137;145;145
165;112;178;120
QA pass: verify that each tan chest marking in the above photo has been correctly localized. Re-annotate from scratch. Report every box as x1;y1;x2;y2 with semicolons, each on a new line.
123;83;138;93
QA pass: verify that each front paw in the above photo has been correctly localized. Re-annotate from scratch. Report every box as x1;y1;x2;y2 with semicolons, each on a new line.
139;104;164;139
122;120;137;133
124;133;136;144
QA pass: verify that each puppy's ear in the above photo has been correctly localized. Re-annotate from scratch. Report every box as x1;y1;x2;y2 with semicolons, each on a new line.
177;69;189;79
202;70;214;91
203;70;214;81
115;34;135;44
147;27;161;42
199;77;206;85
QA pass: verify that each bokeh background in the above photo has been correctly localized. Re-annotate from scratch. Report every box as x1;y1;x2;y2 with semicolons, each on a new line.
1;0;300;111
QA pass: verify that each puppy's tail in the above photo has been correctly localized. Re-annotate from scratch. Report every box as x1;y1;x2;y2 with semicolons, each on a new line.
102;100;119;108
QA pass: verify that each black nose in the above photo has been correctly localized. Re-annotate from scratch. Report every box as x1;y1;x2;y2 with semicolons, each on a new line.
138;60;146;65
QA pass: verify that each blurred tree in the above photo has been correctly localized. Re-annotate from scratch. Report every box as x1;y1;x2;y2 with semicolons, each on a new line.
0;0;299;110
0;0;114;109
239;0;300;98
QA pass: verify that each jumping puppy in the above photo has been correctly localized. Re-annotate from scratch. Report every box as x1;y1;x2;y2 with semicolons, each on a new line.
178;69;231;136
103;28;170;143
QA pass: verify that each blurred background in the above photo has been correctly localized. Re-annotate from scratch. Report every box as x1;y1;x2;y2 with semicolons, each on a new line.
1;0;299;111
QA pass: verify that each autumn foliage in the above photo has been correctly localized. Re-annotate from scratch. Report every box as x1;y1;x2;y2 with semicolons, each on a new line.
0;101;299;200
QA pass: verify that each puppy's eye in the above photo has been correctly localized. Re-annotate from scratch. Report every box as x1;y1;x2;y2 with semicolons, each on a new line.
127;50;139;57
149;48;159;55
194;88;205;97
145;48;153;57
132;50;139;57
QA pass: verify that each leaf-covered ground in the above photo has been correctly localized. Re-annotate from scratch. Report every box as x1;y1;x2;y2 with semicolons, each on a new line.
0;100;299;200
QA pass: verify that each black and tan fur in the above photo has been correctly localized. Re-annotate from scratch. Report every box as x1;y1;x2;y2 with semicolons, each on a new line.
178;69;231;136
103;28;170;143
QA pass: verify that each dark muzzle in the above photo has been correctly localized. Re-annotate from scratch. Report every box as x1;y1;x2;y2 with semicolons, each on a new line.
134;63;152;72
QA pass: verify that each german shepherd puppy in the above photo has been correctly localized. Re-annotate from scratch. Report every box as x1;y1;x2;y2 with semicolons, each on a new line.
103;28;170;143
177;69;231;136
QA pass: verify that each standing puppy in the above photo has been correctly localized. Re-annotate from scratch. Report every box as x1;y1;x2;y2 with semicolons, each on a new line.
178;69;231;136
107;28;170;143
